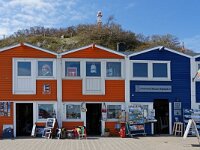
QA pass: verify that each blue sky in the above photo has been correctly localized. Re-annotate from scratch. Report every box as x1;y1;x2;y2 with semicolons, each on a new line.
0;0;200;52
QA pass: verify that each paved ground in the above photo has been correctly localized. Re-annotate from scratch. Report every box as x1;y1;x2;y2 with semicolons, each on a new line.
0;136;199;150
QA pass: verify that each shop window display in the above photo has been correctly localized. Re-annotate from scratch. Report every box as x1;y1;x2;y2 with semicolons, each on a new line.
65;62;80;77
107;105;121;119
106;62;121;77
38;104;55;119
86;62;101;77
66;105;81;119
38;61;53;76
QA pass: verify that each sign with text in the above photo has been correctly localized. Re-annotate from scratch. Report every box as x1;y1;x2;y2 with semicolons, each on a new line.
135;85;172;92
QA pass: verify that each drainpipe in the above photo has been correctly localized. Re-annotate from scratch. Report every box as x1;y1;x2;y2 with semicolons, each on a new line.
57;54;62;128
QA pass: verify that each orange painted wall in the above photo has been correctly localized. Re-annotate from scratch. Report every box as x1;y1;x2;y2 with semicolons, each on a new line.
105;122;120;136
0;102;13;138
0;44;57;101
62;80;125;102
62;122;84;130
62;46;124;59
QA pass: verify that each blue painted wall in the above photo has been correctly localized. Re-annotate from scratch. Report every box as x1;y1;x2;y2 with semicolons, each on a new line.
129;48;191;134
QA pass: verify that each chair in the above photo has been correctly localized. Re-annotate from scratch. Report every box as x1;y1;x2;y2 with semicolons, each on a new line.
42;118;57;139
76;126;87;139
173;122;183;136
159;117;168;133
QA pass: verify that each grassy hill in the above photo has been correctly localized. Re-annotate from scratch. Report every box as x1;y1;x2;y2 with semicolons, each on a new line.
0;23;194;54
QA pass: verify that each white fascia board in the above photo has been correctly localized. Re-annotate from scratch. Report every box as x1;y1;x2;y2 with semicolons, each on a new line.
60;44;126;58
128;46;191;59
128;46;162;58
24;43;57;56
0;44;21;52
60;44;93;56
95;45;126;57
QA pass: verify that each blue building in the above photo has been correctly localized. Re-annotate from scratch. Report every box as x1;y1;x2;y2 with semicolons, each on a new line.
127;46;192;135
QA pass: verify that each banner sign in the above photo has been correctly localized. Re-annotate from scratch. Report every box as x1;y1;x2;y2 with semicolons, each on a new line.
135;85;172;92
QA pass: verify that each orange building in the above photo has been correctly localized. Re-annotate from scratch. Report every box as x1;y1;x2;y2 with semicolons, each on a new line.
61;44;126;136
0;43;58;137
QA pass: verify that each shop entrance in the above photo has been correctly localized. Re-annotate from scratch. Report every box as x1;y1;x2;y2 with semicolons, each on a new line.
153;100;169;134
16;103;33;136
86;103;102;135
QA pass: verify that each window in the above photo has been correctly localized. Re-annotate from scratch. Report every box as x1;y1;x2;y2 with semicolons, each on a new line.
133;63;148;77
38;104;55;119
65;61;80;77
106;62;121;77
132;61;170;80
153;63;167;78
107;105;121;119
66;105;81;119
86;62;101;77
38;61;53;77
18;62;31;76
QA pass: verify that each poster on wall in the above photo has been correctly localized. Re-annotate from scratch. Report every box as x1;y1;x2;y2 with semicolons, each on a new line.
0;102;11;117
43;84;51;94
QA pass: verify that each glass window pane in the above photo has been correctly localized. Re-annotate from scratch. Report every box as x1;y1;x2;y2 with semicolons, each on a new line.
65;62;80;77
38;104;54;119
153;63;167;77
18;62;31;76
106;62;121;77
38;61;53;76
66;105;81;119
133;63;148;77
107;105;121;119
86;62;101;77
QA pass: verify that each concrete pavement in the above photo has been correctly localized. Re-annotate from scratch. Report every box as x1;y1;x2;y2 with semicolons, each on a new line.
0;136;199;150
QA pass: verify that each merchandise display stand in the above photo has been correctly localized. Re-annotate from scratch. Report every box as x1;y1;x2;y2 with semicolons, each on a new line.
126;105;146;137
183;109;200;136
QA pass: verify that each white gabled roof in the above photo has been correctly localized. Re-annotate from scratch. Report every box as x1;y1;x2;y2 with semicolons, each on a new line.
193;54;200;59
23;43;57;55
60;44;126;57
128;46;192;59
0;43;21;52
0;43;57;55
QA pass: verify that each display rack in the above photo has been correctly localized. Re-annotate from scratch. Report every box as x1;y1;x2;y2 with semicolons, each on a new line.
183;109;200;135
126;105;146;136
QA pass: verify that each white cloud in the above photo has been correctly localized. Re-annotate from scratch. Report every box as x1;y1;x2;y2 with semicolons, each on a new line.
183;35;200;53
0;0;93;36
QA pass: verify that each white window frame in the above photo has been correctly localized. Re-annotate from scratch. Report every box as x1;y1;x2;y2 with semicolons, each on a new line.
62;102;83;122
106;102;124;122
131;60;171;81
37;59;56;80
62;59;82;79
36;102;57;122
105;59;125;80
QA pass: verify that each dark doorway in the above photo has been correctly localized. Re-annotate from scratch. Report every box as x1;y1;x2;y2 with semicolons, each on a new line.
16;103;33;136
86;103;101;135
153;100;169;134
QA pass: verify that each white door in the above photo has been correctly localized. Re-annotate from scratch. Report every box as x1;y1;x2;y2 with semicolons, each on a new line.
13;59;36;94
